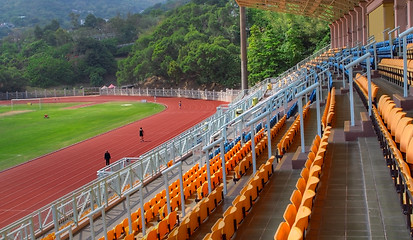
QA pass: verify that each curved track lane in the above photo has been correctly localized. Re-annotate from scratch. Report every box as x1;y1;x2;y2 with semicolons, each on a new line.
0;95;226;228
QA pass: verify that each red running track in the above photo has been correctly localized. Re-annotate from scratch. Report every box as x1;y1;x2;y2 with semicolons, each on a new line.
0;95;226;229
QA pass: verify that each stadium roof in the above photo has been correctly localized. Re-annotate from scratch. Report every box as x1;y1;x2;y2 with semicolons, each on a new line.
235;0;366;22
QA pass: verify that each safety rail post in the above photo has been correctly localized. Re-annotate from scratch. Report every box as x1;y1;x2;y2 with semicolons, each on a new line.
86;205;105;240
219;139;227;195
123;183;146;235
340;55;353;88
388;26;400;58
266;101;273;160
318;67;330;94
246;110;271;174
383;28;390;41
202;137;225;195
364;40;377;71
55;222;74;240
295;82;321;153
400;26;413;97
345;52;372;125
161;161;185;217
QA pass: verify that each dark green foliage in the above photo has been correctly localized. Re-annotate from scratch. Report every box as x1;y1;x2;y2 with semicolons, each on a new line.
117;0;241;88
247;11;330;85
0;0;329;91
25;53;75;87
0;66;27;92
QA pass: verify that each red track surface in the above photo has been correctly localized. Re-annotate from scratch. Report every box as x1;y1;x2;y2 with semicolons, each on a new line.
0;95;225;229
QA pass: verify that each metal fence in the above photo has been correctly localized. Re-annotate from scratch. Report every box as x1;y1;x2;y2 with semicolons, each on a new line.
99;87;240;102
0;88;101;100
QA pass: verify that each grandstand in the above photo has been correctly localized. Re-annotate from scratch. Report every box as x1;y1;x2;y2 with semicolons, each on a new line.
3;0;413;239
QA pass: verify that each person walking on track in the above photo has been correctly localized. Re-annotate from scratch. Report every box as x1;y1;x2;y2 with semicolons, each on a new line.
104;150;111;166
139;127;144;142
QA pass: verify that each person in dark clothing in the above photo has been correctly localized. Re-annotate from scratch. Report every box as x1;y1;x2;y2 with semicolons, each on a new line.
104;151;111;166
139;127;144;142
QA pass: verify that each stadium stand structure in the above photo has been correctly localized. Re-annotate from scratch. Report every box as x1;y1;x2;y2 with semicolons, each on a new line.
5;1;413;239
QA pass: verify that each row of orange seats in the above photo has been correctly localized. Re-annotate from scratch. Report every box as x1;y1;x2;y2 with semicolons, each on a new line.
234;114;287;179
139;211;178;240
97;164;200;239
321;87;335;131
203;156;275;240
371;95;413;231
376;95;413;159
165;114;288;239
378;58;413;87
167;184;224;240
274;126;331;240
144;139;246;239
141;149;234;240
354;73;379;104
277;102;311;157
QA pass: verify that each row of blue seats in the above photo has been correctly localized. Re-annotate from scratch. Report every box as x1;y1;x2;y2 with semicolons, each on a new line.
209;136;242;159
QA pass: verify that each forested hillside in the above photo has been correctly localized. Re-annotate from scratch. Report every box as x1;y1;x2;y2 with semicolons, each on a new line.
0;0;330;92
117;0;241;89
117;0;330;88
0;0;167;38
247;10;330;85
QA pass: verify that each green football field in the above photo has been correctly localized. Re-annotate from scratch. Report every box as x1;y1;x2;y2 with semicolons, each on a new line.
0;101;164;170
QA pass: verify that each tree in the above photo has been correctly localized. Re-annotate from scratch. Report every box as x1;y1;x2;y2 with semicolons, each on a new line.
84;14;98;28
25;53;74;88
69;12;80;29
34;25;43;39
44;19;60;32
0;66;27;92
246;10;329;86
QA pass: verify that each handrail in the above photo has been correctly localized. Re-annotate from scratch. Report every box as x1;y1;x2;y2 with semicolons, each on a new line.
400;27;413;97
345;52;372;125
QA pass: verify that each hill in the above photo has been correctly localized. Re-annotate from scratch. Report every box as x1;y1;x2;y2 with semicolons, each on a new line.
0;0;167;37
0;0;329;92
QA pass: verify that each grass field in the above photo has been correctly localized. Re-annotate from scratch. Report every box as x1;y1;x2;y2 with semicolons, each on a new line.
0;101;165;171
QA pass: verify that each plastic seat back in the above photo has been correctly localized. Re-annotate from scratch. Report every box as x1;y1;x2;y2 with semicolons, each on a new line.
295;178;306;196
400;124;413;153
290;189;302;210
283;204;297;227
274;221;290;240
158;218;169;239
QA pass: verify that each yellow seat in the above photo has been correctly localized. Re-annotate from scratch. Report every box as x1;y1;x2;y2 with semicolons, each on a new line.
290;190;302;210
114;223;124;239
274;221;290;240
300;189;316;210
168;210;178;230
295;177;306;196
291;206;311;237
146;227;158;240
287;226;303;240
283;204;297;227
400;124;413;153
395;117;413;143
305;176;320;192
157;218;169;239
222;209;236;240
176;222;188;240
124;233;135;240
